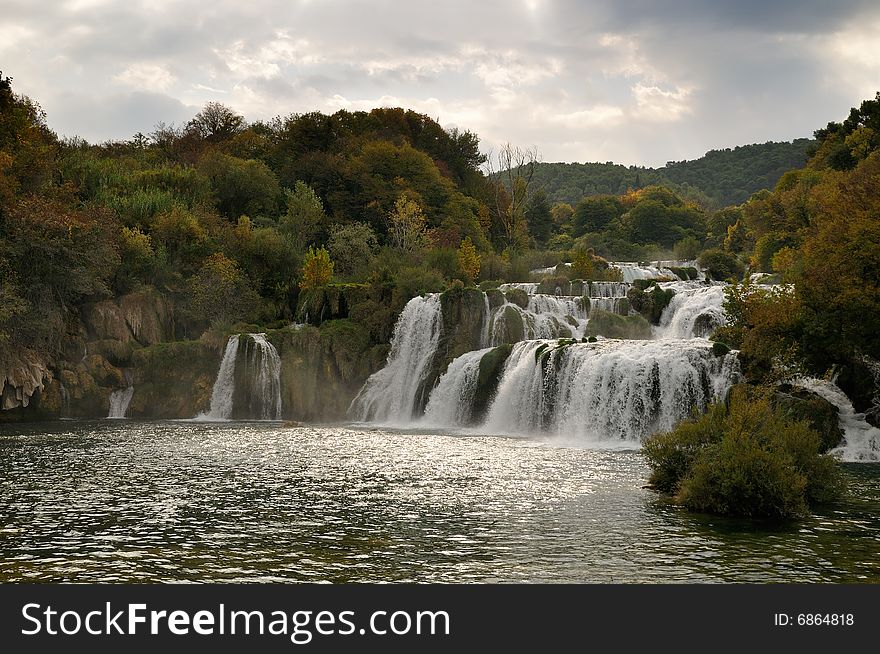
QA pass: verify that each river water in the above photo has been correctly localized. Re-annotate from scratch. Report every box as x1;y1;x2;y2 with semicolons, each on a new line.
1;420;878;583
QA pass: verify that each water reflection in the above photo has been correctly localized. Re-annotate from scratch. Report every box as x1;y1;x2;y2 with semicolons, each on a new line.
0;421;877;582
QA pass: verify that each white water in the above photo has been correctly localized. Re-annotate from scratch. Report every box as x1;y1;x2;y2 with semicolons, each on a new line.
421;348;493;427
499;282;538;294
199;335;240;420
349;294;443;423
587;281;631;298
107;385;134;419
244;333;283;420
608;262;679;283
489;295;587;345
197;334;282;420
479;339;738;443
657;284;727;339
795;378;880;462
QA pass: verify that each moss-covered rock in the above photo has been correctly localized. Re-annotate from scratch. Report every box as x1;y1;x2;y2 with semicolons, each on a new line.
472;344;514;421
493;305;526;344
503;287;530;309
486;288;505;310
268;322;386;422
536;276;570;295
775;385;844;453
627;285;676;324
586;309;652;339
129;340;221;418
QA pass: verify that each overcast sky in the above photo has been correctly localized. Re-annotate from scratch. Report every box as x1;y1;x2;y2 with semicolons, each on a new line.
4;0;880;167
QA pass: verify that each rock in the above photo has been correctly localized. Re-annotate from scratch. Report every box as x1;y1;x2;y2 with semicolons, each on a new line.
129;340;221;418
0;349;51;411
586;309;652;340
774;386;844;453
503;287;529;309
494;305;526;344
711;341;731;357
486;288;505;310
81;300;132;342
627;285;675;324
472;344;513;421
119;288;172;346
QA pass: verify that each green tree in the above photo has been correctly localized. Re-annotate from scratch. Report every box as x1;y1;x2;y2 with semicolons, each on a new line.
524;189;553;245
187;102;245;142
280;181;328;251
184;253;260;327
327;222;378;278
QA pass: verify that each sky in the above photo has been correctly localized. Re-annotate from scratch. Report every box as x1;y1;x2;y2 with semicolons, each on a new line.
3;0;880;167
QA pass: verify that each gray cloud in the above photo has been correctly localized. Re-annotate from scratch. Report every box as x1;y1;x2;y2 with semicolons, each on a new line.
4;0;880;165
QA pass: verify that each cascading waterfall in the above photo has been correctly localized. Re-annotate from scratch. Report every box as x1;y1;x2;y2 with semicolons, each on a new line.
198;333;282;420
421;348;493;427
351;279;742;444
656;283;727;339
500;282;539;294
349;294;443;423
480;339;738;443
200;335;240;420
795;378;880;462
608;262;679;283
587;281;631;298
488;294;587;345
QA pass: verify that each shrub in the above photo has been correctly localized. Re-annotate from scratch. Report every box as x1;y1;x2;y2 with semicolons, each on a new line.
643;385;844;519
698;248;744;281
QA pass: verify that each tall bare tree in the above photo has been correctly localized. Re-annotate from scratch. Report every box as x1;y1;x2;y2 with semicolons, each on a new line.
484;143;540;250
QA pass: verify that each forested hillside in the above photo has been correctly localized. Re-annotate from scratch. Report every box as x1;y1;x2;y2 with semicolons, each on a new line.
531;139;812;208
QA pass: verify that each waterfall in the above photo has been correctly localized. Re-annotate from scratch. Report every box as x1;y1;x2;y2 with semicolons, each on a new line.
107;387;134;419
795;378;880;462
500;282;539;294
656;284;727;339
587;281;631;298
240;333;283;420
609;262;679;283
488;296;587;345
480;339;739;443
349;294;443;423
198;334;283;420
199;335;240;420
422;348;493;427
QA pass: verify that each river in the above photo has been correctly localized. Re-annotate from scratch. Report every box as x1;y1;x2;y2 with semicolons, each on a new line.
1;420;877;583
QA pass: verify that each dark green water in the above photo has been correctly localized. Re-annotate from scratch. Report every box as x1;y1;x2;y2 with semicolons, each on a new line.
1;420;878;582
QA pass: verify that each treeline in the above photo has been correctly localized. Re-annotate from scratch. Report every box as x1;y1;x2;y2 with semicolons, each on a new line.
529;139;812;208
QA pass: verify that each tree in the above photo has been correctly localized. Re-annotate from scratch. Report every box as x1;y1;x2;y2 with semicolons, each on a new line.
187;102;245;142
387;195;427;253
572;196;622;236
485;143;540;249
280;181;327;251
299;246;333;291
524;189;553;245
457;237;480;283
569;249;594;280
698;248;744;281
673;236;701;261
327;222;378;278
184;253;260;327
198;151;281;219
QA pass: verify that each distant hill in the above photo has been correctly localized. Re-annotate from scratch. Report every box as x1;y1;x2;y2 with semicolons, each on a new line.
531;139;813;208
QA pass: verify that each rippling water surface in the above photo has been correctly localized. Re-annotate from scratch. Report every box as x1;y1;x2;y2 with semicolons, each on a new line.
1;421;878;582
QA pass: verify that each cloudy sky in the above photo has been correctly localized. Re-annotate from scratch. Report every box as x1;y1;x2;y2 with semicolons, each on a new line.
3;0;880;166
